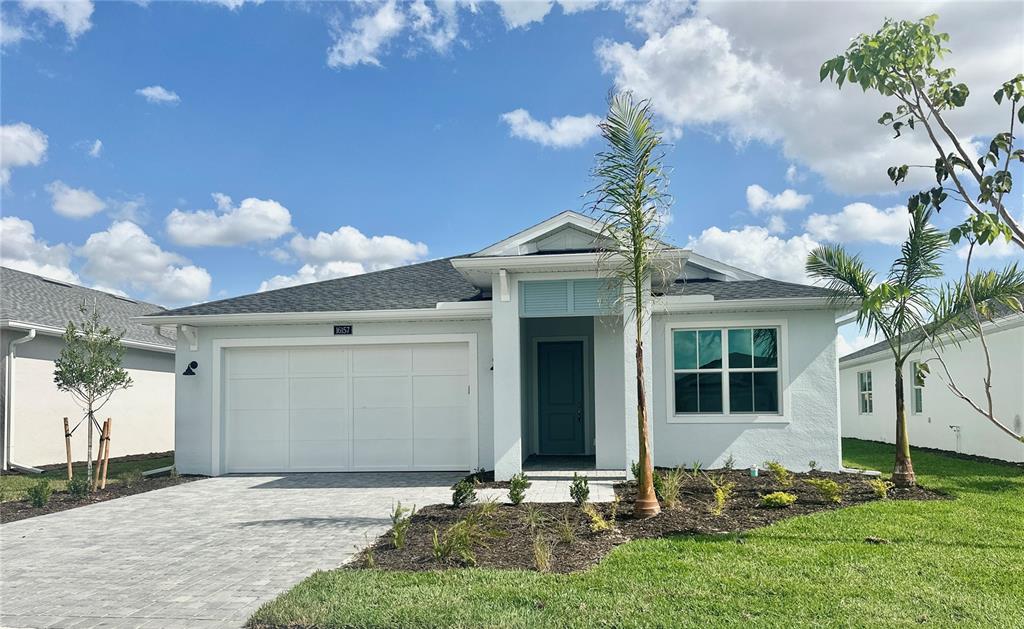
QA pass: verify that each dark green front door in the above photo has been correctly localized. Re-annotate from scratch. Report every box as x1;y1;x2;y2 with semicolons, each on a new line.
538;341;585;455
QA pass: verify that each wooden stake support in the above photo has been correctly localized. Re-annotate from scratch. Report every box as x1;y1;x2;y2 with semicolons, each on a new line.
100;419;112;489
94;419;110;488
63;417;73;480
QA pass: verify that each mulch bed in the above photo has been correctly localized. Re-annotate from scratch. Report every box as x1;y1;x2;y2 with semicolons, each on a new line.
357;469;945;574
0;474;199;524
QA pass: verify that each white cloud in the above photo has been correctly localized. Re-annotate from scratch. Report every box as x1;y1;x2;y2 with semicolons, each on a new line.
837;325;881;357
0;16;29;47
745;184;812;213
494;1;552;28
46;180;106;219
766;215;786;234
0;122;48;187
327;0;406;68
956;238;1022;260
261;224;429;291
500;108;601;148
686;225;819;284
599;4;1022;193
409;0;460;53
785;164;804;184
805;202;910;245
198;0;265;9
88;139;102;158
19;0;93;41
165;193;293;246
259;261;366;292
558;0;599;15
0;216;79;283
78;221;211;304
135;85;180;105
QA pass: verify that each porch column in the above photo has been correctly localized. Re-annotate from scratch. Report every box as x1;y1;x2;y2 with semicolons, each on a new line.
491;270;522;480
622;281;653;479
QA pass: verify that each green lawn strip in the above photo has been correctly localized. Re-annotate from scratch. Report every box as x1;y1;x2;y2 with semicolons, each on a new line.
0;454;174;502
251;439;1023;628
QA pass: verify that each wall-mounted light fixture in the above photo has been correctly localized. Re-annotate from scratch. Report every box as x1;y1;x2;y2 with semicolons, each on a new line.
183;361;198;376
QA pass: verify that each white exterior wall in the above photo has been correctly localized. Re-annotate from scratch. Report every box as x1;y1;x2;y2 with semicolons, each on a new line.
4;331;174;467
840;322;1024;463
593;316;625;469
650;309;842;472
173;319;493;476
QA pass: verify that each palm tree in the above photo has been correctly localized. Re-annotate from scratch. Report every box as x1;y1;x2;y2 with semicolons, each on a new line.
588;93;671;517
807;205;1023;486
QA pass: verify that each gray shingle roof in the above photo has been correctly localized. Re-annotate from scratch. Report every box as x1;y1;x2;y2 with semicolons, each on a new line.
152;257;485;317
660;278;839;301
0;266;174;348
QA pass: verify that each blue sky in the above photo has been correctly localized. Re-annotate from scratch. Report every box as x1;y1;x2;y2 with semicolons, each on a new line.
1;0;1021;354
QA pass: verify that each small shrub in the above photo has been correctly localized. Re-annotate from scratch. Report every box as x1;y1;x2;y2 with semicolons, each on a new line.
806;478;845;503
609;494;621;522
431;507;504;566
475;497;500;518
723;453;736;470
169;466;180;480
532;534;552;572
390;501;416;549
581;503;612;532
553;515;577;545
569;473;589;506
27;479;52;508
764;460;794;488
118;469;144;489
508;472;530;505
761;491;798;508
522;504;545;532
867;478;895;499
808;460;819;471
660;466;686;509
67;475;89;498
364;544;376;568
707;475;736;516
452;479;477;508
688;460;704;480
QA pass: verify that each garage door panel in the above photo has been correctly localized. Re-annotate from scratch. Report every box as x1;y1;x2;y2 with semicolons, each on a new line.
415;438;470;468
413;344;469;373
227;409;289;439
354;407;412;439
354;376;411;408
290;348;348;376
414;375;467;407
414;406;469;439
229;349;288;378
228;439;288;471
290;440;350;470
290;377;347;409
354;439;413;468
229;378;288;410
290;408;350;441
352;346;412;374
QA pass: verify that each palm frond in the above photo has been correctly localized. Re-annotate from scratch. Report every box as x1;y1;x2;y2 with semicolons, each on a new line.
929;262;1024;345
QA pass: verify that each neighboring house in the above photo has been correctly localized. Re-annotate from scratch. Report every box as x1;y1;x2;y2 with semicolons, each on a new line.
140;212;846;480
1;267;176;471
839;310;1024;463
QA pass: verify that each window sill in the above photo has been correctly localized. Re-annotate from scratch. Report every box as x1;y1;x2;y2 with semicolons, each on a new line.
667;414;790;425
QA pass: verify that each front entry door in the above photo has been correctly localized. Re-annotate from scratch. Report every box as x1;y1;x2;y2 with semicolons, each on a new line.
538;341;586;455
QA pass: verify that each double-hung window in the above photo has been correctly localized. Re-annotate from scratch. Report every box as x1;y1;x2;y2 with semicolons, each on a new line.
910;361;924;414
857;371;873;414
672;327;780;416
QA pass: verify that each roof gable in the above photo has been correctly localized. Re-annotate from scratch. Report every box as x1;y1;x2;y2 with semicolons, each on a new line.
472;211;608;257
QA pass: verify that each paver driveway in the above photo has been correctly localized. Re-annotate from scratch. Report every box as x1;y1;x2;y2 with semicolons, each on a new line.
1;472;463;629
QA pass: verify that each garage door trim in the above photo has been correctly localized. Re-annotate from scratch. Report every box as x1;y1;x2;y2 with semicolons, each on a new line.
210;334;479;475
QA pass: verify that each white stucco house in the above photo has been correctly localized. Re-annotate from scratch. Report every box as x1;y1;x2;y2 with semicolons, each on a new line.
1;267;176;471
140;212;847;480
840;309;1024;463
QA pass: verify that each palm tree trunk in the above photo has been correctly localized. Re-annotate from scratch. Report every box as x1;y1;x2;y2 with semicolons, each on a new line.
892;367;916;487
633;322;660;518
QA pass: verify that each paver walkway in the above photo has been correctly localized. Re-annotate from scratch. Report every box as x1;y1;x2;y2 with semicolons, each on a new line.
1;472;462;629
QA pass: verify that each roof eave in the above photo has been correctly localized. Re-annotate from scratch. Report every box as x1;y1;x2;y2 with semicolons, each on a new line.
0;319;176;353
652;295;846;313
135;301;494;327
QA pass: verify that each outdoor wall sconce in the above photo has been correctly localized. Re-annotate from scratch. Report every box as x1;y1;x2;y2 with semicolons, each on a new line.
183;361;198;376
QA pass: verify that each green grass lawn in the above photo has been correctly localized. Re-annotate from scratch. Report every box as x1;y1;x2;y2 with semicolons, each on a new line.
0;454;174;502
251;439;1024;629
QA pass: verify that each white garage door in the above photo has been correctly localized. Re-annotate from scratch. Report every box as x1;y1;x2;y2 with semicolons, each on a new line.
223;342;473;472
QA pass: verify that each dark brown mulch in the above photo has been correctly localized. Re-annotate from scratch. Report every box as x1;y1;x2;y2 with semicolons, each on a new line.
0;475;199;524
31;450;175;473
359;469;945;574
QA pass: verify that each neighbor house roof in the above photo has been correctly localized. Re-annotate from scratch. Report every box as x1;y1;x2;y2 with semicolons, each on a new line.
0;266;174;349
152;257;485;317
661;278;839;301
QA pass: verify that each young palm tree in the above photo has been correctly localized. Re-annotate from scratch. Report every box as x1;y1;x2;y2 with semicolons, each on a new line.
807;205;1023;486
589;93;671;517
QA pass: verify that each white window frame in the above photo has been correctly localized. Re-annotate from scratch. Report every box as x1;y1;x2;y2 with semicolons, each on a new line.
910;361;924;415
665;319;790;424
857;370;873;415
